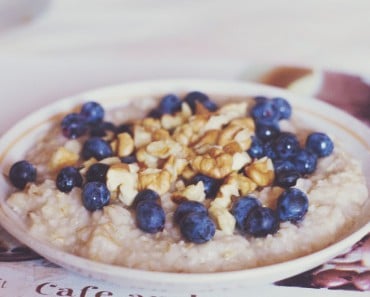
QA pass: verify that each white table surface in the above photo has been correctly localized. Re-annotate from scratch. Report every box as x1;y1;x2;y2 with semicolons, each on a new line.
0;1;369;296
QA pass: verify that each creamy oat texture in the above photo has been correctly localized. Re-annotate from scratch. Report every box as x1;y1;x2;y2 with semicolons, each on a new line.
6;95;369;273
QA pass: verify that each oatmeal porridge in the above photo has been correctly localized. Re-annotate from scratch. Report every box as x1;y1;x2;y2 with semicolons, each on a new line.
4;91;368;273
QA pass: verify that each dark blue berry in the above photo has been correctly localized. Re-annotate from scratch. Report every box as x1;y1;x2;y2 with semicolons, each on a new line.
190;174;221;199
80;101;105;124
61;113;88;139
272;97;292;120
158;94;182;115
9;160;37;190
273;159;296;173
147;108;163;119
120;154;137;164
85;163;109;183
277;188;308;222
173;201;207;224
90;121;116;138
274;169;300;188
184;91;218;113
306;132;334;157
255;122;280;143
247;136;265;159
244;206;279;237
136;200;165;233
231;196;261;231
293;149;318;175
274;132;300;159
179;212;216;243
56;166;83;193
251;100;281;125
82;137;113;160
116;123;133;136
254;96;268;104
133;189;160;208
82;181;110;211
263;141;278;160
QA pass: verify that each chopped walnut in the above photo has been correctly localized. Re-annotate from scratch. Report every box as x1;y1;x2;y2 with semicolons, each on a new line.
232;151;251;171
117;132;135;157
146;140;183;159
244;157;275;187
163;155;188;182
133;125;152;148
138;168;171;195
209;205;236;235
49;147;79;171
136;147;159;168
173;181;206;203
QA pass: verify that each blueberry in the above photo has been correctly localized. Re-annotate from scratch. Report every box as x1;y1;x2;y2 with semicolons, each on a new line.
277;188;308;222
9;160;37;190
56;166;83;193
136;200;165;233
274;132;300;159
247;136;264;159
271;97;292;120
61;113;88;139
116;123;133;136
263;141;278;160
251;100;280;125
82;181;110;211
82;137;113;160
80;101;105;124
173;201;207;224
120;154;137;164
306;132;334;157
273;159;296;173
183;91;218;113
231;196;261;231
179;212;216;243
190;174;221;199
255;122;280;143
244;206;279;237
274;169;300;188
293;149;318;175
158;94;182;115
147;108;163;119
133;189;160;208
85;163;109;183
90;121;116;138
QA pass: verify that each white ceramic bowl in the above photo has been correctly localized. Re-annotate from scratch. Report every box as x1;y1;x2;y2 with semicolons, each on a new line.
0;79;370;293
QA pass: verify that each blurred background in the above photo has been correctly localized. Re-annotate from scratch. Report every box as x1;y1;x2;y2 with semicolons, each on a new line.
0;0;370;132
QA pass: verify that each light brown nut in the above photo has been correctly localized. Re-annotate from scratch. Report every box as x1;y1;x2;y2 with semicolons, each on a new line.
49;147;79;171
209;205;236;235
161;114;184;130
212;178;239;208
223;141;242;154
172;124;193;146
141;117;161;131
146;140;183;159
218;102;248;119
234;128;253;150
180;102;192;118
163;156;188;182
229;117;255;131
99;157;121;166
236;174;257;195
218;124;243;146
193;129;219;147
133;125;152;148
136;147;158;168
110;140;118;153
64;139;82;154
106;163;130;193
152;128;171;141
181;165;197;180
177;181;206;202
117;132;135;157
203;114;229;132
138;169;171;195
232;151;251;171
191;151;233;179
244;157;275;187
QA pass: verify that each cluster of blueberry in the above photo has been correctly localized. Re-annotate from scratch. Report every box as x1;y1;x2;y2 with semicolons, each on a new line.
7;91;334;244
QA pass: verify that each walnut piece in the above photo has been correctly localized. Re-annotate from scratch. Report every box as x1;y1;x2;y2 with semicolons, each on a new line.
244;157;275;187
